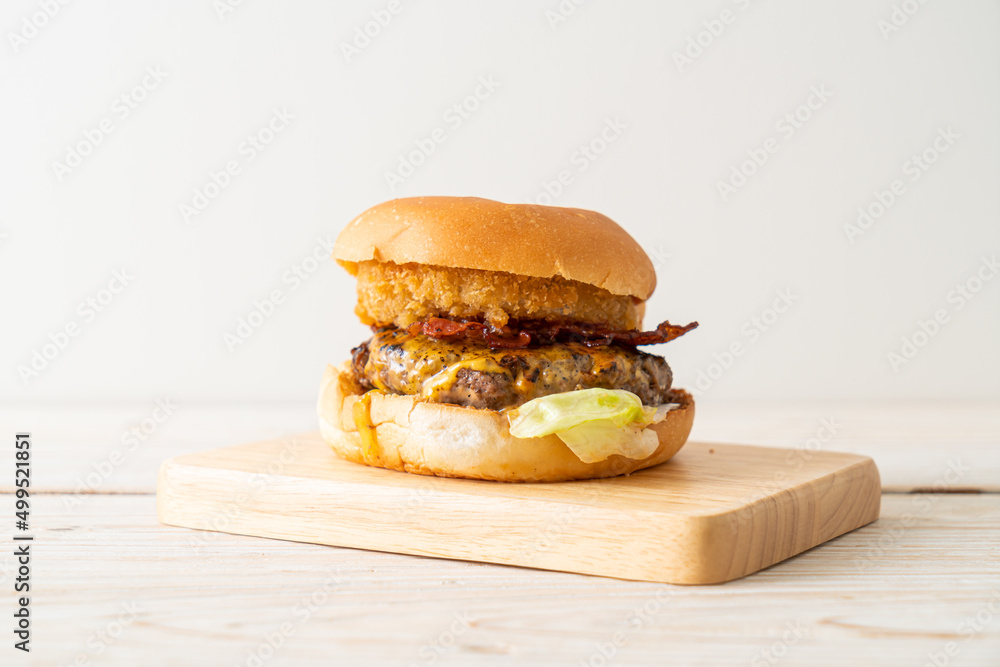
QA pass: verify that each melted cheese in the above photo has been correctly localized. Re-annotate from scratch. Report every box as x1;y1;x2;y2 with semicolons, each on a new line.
421;358;507;400
352;391;379;462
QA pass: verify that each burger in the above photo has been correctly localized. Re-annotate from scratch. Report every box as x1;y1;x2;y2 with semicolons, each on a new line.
318;196;697;482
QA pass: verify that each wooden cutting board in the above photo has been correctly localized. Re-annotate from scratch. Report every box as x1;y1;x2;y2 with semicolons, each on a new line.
157;433;880;584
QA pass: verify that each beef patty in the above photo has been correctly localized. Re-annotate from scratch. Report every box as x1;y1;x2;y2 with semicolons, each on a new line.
351;327;673;411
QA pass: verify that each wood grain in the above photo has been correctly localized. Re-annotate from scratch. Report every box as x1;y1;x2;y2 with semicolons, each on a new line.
157;433;880;584
3;400;996;493
3;402;997;665
4;494;997;667
691;399;1000;492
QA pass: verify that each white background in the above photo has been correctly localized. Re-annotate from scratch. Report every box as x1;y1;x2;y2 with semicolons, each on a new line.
2;0;998;405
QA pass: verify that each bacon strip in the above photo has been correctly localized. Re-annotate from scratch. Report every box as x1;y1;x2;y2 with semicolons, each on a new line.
406;319;531;348
404;317;698;349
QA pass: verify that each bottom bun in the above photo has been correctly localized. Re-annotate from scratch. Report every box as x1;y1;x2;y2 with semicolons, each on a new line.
317;363;695;482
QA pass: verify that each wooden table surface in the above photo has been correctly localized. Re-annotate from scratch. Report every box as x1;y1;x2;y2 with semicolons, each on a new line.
2;400;998;666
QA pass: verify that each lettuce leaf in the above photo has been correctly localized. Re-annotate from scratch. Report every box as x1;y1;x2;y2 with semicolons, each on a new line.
506;388;676;463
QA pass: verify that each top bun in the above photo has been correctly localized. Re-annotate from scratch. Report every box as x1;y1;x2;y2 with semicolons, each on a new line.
334;197;656;300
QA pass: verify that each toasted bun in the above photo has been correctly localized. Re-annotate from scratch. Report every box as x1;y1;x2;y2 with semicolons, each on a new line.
334;197;656;300
317;363;694;482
